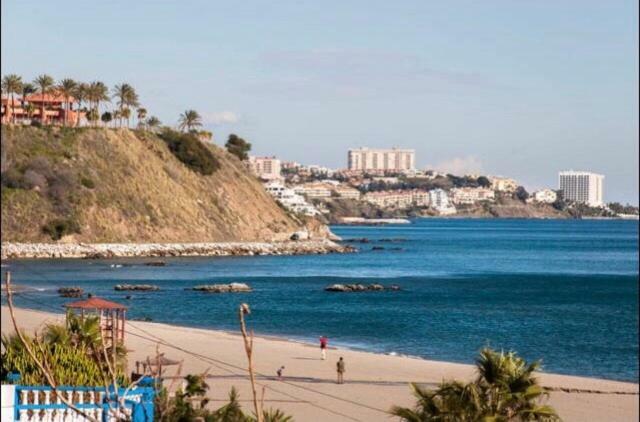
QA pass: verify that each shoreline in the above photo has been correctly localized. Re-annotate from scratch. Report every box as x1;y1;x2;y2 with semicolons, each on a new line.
0;240;354;260
2;306;638;421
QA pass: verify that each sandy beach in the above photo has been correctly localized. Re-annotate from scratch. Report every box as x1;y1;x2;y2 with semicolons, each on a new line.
1;306;638;421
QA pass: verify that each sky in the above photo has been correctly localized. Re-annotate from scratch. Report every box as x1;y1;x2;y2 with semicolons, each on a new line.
2;1;638;203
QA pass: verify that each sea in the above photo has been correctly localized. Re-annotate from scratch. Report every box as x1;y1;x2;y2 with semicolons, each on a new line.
2;219;638;382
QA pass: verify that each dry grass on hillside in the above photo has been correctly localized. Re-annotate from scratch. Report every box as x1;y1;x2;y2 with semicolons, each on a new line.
1;126;305;243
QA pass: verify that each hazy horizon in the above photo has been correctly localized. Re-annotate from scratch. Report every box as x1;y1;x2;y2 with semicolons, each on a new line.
2;1;638;204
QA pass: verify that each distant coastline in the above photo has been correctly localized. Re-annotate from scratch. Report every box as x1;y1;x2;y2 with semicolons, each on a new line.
0;240;353;260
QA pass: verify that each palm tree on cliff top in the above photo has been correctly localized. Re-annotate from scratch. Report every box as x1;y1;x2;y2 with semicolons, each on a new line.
112;83;139;128
178;109;202;132
1;74;23;124
56;78;77;127
34;74;55;125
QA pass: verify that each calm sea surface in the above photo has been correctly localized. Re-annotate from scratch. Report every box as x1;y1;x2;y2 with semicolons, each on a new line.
3;219;638;381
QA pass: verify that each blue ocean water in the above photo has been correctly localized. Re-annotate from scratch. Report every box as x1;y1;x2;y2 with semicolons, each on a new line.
2;219;638;381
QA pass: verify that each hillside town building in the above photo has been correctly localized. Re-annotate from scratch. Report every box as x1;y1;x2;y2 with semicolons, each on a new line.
489;176;518;192
450;187;495;204
348;147;415;172
531;189;558;204
248;156;282;180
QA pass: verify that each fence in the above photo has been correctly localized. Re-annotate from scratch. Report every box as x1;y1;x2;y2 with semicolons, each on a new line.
1;377;155;422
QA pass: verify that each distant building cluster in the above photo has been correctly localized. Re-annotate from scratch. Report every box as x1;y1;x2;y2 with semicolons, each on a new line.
347;147;415;173
252;147;608;217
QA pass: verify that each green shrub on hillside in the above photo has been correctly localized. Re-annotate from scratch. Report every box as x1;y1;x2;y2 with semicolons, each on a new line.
42;218;81;240
158;129;219;175
80;176;96;189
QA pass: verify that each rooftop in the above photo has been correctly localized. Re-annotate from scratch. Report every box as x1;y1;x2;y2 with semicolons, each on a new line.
64;297;127;310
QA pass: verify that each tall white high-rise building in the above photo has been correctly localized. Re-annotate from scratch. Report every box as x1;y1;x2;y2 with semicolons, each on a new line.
348;147;415;172
558;171;604;206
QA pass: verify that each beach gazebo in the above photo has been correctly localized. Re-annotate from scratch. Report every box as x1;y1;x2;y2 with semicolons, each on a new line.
64;297;127;346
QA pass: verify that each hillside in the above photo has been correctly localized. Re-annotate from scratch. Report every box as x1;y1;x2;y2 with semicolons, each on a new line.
1;126;321;243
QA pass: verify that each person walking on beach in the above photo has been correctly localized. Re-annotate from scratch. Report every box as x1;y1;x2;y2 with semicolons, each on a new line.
336;357;345;384
320;335;328;360
276;366;285;381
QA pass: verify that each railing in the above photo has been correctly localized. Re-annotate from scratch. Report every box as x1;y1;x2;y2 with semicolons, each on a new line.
1;378;154;422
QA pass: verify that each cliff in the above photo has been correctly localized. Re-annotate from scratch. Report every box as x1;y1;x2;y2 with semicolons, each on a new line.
1;126;322;243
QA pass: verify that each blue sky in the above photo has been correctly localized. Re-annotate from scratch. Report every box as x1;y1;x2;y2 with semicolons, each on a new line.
2;0;638;203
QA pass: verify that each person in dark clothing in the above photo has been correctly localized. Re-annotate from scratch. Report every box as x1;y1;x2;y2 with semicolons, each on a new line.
336;357;345;384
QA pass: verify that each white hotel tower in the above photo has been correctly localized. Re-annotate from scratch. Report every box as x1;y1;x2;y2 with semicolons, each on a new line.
348;147;415;172
558;171;604;207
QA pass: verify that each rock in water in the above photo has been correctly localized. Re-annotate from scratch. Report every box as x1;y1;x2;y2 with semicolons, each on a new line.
58;287;84;298
191;283;252;293
114;284;160;291
324;283;401;292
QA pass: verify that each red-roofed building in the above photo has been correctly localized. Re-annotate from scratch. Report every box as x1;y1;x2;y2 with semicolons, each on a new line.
65;296;127;345
1;92;85;126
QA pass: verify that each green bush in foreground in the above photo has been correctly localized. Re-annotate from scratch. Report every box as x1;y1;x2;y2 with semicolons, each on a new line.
390;348;560;421
158;128;219;175
156;377;293;422
1;313;126;386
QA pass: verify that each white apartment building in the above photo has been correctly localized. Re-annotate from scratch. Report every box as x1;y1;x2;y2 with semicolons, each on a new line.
558;171;604;206
348;147;415;172
450;187;495;204
489;176;518;192
248;156;282;180
264;182;319;216
428;189;456;215
293;183;333;199
333;185;361;200
531;189;558;204
363;190;428;208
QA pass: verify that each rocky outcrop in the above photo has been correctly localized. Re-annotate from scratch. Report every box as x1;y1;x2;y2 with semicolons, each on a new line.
58;287;83;297
114;284;159;291
190;283;252;293
324;283;401;292
1;240;354;259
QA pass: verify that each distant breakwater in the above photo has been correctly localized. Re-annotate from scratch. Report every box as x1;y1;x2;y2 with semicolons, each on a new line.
1;240;354;260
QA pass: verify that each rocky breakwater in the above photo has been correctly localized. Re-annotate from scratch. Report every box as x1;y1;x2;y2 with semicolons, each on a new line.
1;240;354;260
325;283;401;292
190;283;252;293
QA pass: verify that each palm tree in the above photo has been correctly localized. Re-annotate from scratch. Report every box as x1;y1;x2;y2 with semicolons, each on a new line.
146;116;161;132
112;110;121;128
121;107;131;128
34;74;55;125
56;78;77;127
73;83;88;127
20;83;37;119
87;81;110;126
390;348;560;421
178;109;202;132
112;83;139;127
136;107;147;129
1;74;23;124
21;82;36;100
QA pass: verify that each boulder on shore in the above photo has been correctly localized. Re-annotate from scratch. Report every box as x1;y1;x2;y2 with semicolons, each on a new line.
190;283;252;293
324;283;401;292
114;284;160;291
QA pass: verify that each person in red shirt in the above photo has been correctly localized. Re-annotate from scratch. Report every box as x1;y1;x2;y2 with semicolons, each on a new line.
320;336;328;360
